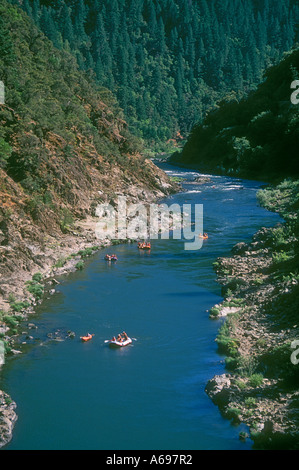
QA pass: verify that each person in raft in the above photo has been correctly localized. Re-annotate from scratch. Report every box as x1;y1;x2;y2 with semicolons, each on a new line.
117;333;123;342
122;331;128;341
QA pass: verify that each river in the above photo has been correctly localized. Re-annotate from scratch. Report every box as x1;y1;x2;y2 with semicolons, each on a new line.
1;163;281;450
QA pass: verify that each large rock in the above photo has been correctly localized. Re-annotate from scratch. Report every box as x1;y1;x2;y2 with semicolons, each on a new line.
0;391;17;449
205;374;232;407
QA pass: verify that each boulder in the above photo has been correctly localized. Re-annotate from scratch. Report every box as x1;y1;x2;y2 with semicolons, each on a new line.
205;374;232;407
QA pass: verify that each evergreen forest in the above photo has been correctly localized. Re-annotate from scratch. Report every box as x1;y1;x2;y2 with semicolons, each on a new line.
9;0;299;147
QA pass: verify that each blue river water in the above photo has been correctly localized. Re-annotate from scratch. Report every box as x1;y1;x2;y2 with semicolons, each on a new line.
1;163;281;450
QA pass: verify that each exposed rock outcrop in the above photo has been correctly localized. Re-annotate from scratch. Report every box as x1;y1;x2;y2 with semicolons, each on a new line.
0;391;17;449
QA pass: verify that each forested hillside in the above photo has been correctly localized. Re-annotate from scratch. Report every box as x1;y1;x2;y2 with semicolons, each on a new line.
9;0;299;146
171;47;299;181
0;0;174;302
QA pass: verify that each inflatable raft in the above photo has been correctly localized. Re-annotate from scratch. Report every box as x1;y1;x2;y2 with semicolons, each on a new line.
108;337;132;348
138;242;151;250
80;333;94;342
105;254;118;261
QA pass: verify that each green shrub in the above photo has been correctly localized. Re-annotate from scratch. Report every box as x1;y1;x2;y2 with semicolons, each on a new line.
4;395;13;405
234;379;247;390
237;356;258;377
271;226;290;248
256;338;267;348
213;261;220;270
75;260;84;270
3;315;19;328
54;258;67;268
32;272;43;283
8;293;16;303
209;306;220;318
10;301;30;312
248;373;264;388
227;407;241;422
272;251;293;265
111;239;122;246
60;208;74;233
0;138;12;169
26;281;44;300
245;397;257;408
3;340;12;355
225;356;240;370
170;176;184;182
78;247;94;258
216;316;240;354
282;272;299;283
225;298;245;307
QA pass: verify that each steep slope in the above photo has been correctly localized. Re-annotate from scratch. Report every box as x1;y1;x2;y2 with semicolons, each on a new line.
0;2;178;446
171;47;299;181
0;0;176;309
13;0;299;147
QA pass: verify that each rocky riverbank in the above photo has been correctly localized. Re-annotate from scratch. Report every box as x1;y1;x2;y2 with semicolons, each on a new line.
205;181;299;449
0;165;180;449
0;391;17;449
0;219;110;449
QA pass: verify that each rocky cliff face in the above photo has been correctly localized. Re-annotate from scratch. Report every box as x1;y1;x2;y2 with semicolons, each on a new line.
0;1;177;311
0;155;176;309
0;391;17;449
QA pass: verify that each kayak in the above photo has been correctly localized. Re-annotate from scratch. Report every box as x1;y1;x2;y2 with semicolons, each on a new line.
108;337;132;348
80;334;94;342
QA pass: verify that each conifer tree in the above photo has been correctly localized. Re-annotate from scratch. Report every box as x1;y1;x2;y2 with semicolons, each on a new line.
15;0;299;146
40;6;60;48
32;0;40;26
0;15;15;70
60;2;74;47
